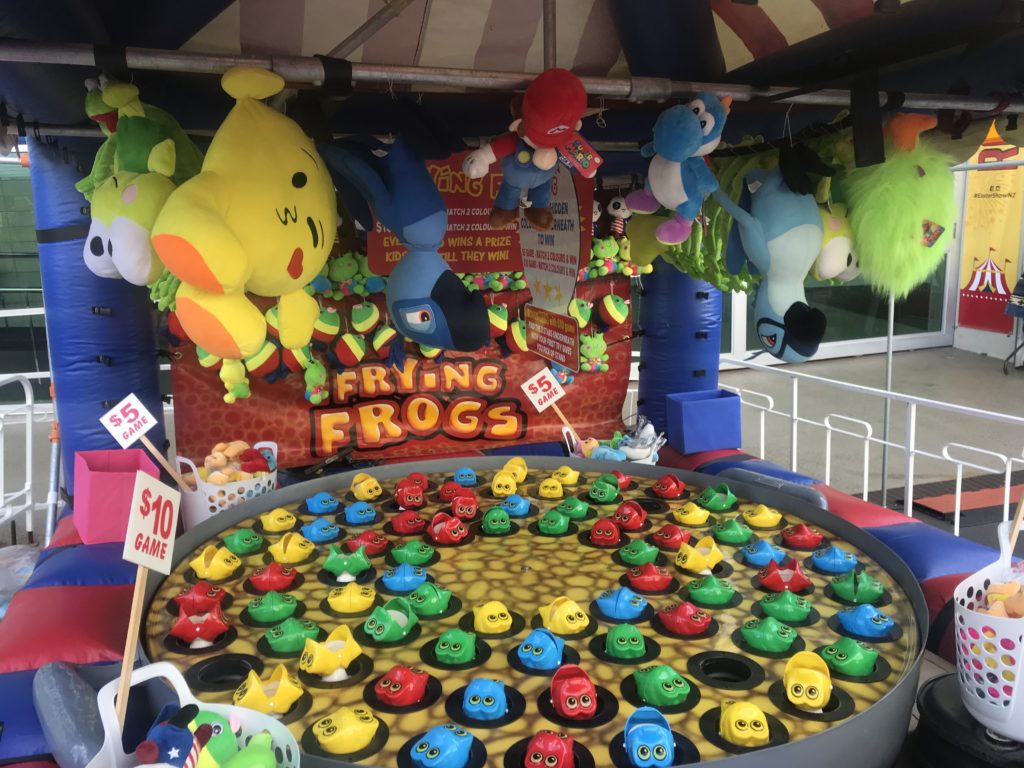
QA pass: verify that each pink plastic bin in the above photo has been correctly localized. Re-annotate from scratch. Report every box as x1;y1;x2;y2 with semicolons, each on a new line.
73;450;160;544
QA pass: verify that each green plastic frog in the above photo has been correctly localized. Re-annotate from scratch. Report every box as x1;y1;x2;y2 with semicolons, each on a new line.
740;616;799;653
391;541;435;566
632;664;691;707
435;628;477;665
605;623;647;660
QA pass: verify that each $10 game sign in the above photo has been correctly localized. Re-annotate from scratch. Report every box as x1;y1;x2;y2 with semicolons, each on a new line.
122;472;180;575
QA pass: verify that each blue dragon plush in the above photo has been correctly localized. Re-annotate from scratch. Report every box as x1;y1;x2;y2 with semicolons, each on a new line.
714;167;826;362
627;93;731;245
318;132;489;357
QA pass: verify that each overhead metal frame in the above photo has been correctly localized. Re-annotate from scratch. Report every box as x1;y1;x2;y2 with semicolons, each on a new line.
0;38;1022;114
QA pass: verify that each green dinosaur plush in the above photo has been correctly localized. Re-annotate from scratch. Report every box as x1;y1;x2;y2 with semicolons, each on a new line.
580;333;610;373
76;75;203;200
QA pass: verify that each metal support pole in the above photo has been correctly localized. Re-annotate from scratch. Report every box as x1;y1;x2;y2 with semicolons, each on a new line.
880;293;895;506
790;377;799;472
2;39;1024;111
543;0;557;70
329;0;413;59
903;402;917;517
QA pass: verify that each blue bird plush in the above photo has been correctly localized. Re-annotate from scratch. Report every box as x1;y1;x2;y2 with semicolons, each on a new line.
318;130;489;356
627;93;731;245
715;167;826;362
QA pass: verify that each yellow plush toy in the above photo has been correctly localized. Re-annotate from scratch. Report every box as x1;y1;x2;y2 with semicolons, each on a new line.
152;67;338;403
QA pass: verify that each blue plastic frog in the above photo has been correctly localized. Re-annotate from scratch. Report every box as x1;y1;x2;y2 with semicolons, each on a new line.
306;491;340;515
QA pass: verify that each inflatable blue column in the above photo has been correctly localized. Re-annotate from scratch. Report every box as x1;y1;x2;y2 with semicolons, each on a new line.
637;258;722;432
29;138;166;489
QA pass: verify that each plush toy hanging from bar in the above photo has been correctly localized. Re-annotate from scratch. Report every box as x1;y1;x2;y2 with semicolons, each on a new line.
462;68;602;229
627;93;731;245
151;67;338;403
318;114;490;358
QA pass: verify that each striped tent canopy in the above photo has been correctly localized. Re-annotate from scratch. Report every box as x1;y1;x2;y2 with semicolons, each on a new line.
180;0;877;79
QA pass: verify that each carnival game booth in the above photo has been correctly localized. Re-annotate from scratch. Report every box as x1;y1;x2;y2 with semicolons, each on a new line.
2;1;1024;766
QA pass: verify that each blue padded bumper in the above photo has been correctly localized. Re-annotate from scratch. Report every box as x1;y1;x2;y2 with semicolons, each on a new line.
698;457;818;486
866;522;998;583
23;542;137;590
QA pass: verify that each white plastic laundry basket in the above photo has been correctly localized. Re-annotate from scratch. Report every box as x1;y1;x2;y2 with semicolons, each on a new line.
953;520;1024;742
86;661;300;768
177;441;278;530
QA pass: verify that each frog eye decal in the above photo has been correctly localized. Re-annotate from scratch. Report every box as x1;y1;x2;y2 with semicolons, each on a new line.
807;686;819;698
734;719;748;731
653;745;667;760
565;696;578;709
469;695;481;704
751;720;765;732
791;683;803;696
529;753;543;764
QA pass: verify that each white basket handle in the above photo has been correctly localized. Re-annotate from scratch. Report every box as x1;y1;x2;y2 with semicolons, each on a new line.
176;454;200;478
253;441;278;457
997;520;1015;570
92;663;198;766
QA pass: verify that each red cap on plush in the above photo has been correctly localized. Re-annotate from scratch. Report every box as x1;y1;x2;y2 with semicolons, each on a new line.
520;68;588;148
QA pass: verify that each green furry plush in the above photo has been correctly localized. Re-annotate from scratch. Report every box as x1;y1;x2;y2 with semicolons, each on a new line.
842;140;954;298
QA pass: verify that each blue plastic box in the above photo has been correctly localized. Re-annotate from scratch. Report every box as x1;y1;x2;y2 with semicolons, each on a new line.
665;388;742;455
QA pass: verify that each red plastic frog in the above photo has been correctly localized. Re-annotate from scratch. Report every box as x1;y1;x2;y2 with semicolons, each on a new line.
427;512;470;545
169;604;230;644
651;474;685;499
626;563;674;592
248;562;297;592
394;484;425;510
345;531;390;556
451;493;479;521
550;664;598;720
658;601;713;636
612;501;647;531
391;510;426;535
758;559;813;593
374;664;429;707
404;472;430;490
173;581;229;615
650;523;691;551
781;523;824;550
611;470;632;490
437;481;466;503
589;518;622;547
524;730;574;768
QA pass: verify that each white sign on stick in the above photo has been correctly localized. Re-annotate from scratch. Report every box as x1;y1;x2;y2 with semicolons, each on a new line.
520;368;567;413
122;471;180;575
100;393;157;449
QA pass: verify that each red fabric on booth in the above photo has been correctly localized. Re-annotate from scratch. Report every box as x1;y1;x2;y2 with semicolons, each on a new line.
48;515;82;548
5;762;58;767
658;446;747;472
0;584;133;673
922;571;971;663
812;484;923;528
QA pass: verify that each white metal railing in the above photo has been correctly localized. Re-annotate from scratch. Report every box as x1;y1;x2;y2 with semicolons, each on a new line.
0;375;34;541
721;357;1024;535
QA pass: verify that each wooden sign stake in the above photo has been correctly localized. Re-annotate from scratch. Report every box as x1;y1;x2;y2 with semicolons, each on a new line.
114;564;148;730
139;434;189;492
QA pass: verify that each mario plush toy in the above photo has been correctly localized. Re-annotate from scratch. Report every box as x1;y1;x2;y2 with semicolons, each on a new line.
463;68;590;230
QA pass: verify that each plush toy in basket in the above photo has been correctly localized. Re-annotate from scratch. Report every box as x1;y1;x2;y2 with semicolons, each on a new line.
953;520;1024;743
177;441;278;531
85;662;299;768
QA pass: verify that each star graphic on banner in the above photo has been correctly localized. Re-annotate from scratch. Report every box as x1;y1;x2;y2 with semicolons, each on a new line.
168;747;181;760
533;279;546;299
544;283;554;301
554;286;563;303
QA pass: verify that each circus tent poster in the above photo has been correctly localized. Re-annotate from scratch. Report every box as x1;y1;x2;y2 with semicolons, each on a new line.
958;123;1024;334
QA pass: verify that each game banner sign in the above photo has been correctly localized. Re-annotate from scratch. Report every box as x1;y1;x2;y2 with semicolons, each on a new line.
958;123;1023;333
170;277;631;467
367;152;593;275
